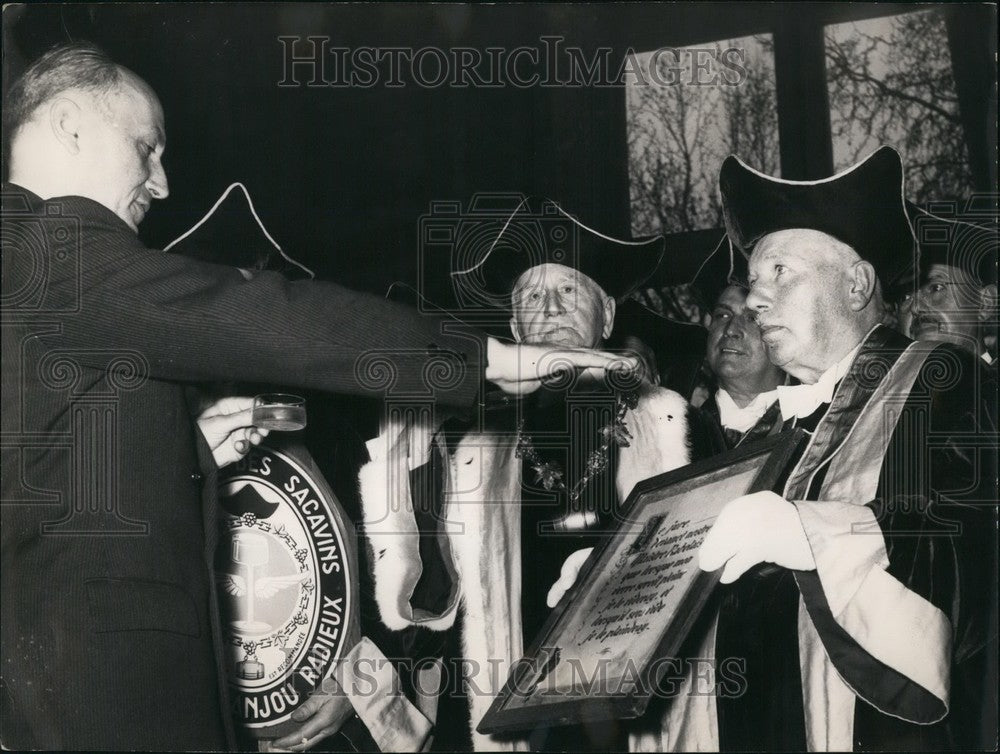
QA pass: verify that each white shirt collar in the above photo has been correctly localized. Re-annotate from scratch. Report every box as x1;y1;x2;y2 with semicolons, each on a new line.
982;351;995;366
776;338;865;421
715;388;780;433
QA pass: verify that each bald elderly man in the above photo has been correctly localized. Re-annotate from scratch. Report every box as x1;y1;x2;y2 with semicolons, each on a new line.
1;44;632;750
675;148;995;751
553;149;1000;751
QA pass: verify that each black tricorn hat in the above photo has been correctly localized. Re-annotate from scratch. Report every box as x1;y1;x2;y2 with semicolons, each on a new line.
165;183;315;280
688;234;750;310
610;298;708;362
642;227;747;311
720;146;915;286
451;196;664;305
909;201;998;288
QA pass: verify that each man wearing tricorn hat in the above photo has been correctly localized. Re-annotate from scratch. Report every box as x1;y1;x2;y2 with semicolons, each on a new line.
359;197;720;751
609;231;787;446
677;146;997;751
901;204;998;366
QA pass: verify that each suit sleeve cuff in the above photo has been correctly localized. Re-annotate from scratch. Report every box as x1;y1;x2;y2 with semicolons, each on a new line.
340;637;433;752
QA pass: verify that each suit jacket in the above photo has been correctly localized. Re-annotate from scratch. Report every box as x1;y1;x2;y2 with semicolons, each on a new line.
700;392;783;450
0;185;483;750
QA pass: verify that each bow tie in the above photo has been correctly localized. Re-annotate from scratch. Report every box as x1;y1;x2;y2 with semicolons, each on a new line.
715;389;778;433
775;341;864;420
776;372;839;420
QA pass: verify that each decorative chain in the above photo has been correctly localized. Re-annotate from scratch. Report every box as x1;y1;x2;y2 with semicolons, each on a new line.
515;390;639;503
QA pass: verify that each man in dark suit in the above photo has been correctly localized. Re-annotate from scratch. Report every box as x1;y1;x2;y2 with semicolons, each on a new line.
0;44;633;750
695;245;786;449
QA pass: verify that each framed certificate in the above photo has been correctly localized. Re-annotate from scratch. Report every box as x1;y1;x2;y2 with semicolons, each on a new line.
478;430;806;734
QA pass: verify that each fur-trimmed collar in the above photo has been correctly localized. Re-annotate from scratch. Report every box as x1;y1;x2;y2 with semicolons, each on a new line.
359;386;692;750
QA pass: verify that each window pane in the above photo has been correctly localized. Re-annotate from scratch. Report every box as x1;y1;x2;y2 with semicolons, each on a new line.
626;35;779;236
826;9;974;202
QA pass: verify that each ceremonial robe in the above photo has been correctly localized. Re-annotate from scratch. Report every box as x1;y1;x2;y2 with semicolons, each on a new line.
359;384;704;751
631;325;997;751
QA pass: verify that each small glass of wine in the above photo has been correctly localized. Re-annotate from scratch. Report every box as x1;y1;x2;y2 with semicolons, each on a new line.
252;393;307;431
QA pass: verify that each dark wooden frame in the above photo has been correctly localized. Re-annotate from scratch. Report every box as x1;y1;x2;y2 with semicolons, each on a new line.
477;429;806;735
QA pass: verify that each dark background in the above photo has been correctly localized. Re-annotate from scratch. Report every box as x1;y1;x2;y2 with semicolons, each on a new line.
4;2;996;300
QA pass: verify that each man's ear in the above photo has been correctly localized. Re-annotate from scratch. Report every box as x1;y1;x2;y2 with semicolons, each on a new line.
509;316;524;343
601;296;617;340
977;283;998;322
848;260;878;311
49;97;84;155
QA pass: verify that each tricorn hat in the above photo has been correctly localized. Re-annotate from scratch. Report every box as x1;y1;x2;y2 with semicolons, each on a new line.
909;201;998;288
688;233;750;310
451;196;664;305
720;146;915;286
641;227;748;311
165;183;315;280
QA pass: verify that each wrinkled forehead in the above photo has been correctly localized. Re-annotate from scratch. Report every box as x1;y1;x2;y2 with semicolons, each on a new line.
511;263;603;295
749;228;857;271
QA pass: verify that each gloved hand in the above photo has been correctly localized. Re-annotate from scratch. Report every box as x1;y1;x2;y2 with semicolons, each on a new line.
546;547;595;608
698;491;815;584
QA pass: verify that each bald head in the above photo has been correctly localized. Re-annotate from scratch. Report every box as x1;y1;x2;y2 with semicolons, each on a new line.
5;43;122;140
7;43;168;232
744;228;883;383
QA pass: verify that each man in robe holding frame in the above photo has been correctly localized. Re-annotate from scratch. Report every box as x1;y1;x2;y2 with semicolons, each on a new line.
359;197;726;751
670;146;996;751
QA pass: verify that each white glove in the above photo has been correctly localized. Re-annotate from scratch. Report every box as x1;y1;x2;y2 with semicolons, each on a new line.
698;491;815;584
546;547;595;608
